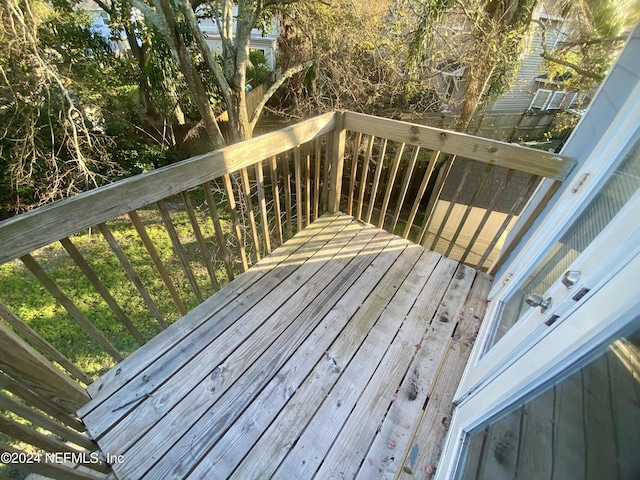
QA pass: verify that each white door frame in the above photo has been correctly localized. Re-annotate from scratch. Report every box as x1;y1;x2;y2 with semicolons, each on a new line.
455;81;640;401
436;247;640;480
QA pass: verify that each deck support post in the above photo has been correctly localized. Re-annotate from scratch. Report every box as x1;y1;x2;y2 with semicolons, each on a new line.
328;111;346;214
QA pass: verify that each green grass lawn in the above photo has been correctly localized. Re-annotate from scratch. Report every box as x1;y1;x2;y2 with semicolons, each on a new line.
0;195;237;380
0;188;263;478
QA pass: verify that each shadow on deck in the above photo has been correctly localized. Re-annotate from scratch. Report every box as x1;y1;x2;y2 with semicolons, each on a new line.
78;213;492;479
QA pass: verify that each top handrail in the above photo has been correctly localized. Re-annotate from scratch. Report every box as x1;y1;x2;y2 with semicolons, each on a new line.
0;112;336;266
343;111;576;180
0;110;576;266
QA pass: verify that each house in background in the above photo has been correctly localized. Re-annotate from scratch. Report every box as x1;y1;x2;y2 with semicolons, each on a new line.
487;7;584;114
197;7;279;73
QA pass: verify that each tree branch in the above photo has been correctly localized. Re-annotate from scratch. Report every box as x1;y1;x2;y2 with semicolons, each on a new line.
249;59;314;130
539;52;605;81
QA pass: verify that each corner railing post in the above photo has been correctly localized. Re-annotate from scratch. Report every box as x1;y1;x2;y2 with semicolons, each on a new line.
328;111;346;214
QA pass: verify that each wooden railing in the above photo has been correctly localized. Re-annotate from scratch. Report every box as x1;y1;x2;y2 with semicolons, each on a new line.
0;111;573;479
336;112;574;269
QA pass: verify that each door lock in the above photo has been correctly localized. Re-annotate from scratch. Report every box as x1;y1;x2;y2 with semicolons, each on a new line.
561;270;581;288
525;293;553;313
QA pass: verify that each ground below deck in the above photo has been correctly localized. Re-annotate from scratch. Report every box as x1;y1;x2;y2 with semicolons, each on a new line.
78;213;492;479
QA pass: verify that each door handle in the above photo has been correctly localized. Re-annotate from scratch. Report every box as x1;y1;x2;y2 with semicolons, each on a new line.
525;293;553;313
561;270;581;288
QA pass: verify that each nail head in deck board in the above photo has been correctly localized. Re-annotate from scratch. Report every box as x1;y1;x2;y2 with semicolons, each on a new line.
0;112;336;266
186;238;411;479
83;217;358;429
134;230;391;480
343;112;575;181
105;223;383;478
81;214;346;405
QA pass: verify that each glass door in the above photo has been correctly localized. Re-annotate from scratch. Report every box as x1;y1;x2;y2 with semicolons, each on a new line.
455;315;640;480
436;247;640;480
457;108;640;398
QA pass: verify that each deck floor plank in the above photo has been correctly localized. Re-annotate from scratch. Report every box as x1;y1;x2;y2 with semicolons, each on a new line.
396;271;492;480
136;229;392;479
81;213;350;408
78;213;489;480
83;214;355;439
350;263;478;480
186;234;412;479
269;251;447;479
229;244;427;480
102;219;379;474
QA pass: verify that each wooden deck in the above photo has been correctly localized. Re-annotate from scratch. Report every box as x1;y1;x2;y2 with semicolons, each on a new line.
77;213;492;480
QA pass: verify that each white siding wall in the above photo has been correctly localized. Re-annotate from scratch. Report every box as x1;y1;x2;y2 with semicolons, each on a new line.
488;18;564;112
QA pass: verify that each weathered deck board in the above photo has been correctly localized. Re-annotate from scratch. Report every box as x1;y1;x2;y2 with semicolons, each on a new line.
79;213;490;480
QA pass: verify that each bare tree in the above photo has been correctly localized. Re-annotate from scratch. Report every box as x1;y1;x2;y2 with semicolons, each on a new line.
126;0;313;145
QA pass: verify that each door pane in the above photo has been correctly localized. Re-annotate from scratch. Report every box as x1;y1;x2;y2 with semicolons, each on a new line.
485;137;640;352
456;318;640;480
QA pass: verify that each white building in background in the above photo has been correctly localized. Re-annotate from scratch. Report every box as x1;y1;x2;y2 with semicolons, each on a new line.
197;8;279;72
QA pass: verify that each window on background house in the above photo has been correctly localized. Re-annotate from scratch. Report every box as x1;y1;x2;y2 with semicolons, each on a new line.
529;89;553;110
546;90;566;110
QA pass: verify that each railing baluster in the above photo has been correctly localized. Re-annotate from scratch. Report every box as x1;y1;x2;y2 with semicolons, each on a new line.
417;155;456;246
157;199;204;303
19;254;122;362
222;174;249;272
0;371;84;431
129;210;188;315
460;169;514;264
0;415;106;469
378;142;404;229
203;182;235;281
444;163;494;258
478;175;540;270
181;191;221;290
60;237;145;346
0;391;95;450
283;153;293;239
98;222;167;329
313;138;321;221
239;168;262;263
0;321;89;413
366;138;387;224
430;160;474;251
255;161;272;255
321;134;331;212
391;146;420;233
402;150;442;240
347;132;362;216
0;302;91;384
269;157;284;247
294;146;303;233
356;135;374;220
305;145;311;227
